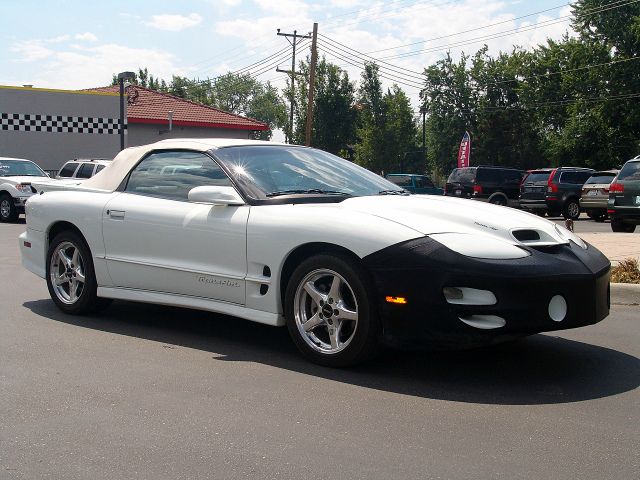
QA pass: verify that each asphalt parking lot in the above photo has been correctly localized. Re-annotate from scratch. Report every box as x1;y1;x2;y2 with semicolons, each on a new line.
1;221;638;480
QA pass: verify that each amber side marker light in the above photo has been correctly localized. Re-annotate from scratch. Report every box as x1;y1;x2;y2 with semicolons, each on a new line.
385;296;407;304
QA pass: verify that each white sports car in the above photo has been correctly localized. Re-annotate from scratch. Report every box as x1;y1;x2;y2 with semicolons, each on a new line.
19;139;611;366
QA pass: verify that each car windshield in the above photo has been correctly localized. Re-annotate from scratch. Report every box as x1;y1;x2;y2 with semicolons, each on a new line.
585;173;616;184
617;162;640;182
0;159;46;177
447;168;477;184
213;145;404;199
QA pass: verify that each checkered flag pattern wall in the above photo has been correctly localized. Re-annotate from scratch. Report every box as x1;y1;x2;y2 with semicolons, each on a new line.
0;113;124;135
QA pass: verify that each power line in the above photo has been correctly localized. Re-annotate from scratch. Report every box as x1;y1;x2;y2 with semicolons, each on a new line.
318;34;424;79
316;43;423;89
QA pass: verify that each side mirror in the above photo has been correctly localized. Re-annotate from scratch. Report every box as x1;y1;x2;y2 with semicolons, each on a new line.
188;185;245;206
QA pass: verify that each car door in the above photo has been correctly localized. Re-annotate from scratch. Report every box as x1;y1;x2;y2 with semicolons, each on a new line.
102;149;249;305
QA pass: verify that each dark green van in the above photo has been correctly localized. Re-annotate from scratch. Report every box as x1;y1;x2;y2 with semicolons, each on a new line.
384;174;443;195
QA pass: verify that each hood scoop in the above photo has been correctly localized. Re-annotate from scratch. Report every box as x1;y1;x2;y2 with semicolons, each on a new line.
511;228;567;248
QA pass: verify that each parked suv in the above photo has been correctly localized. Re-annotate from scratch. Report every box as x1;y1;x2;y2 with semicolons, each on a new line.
0;157;49;222
56;158;110;180
385;173;443;195
579;170;618;221
608;156;640;233
520;167;594;219
445;166;524;206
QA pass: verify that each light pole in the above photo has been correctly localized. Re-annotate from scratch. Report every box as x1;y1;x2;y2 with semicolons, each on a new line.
419;104;427;161
117;71;135;150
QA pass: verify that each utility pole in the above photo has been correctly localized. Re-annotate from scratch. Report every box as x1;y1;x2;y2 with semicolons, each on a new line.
304;23;318;146
420;104;427;166
277;28;311;143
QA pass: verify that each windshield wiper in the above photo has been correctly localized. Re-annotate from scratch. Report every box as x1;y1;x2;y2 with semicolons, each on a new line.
266;189;351;197
378;189;410;195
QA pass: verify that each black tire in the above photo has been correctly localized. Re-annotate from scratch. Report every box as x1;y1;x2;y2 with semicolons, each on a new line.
611;220;636;233
0;193;18;223
46;230;111;314
284;253;381;367
489;195;507;206
563;199;580;220
534;210;546;217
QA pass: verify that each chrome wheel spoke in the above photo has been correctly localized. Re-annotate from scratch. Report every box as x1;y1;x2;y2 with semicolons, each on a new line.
303;281;325;307
68;279;78;302
71;248;80;267
336;301;357;322
328;323;340;349
75;268;85;284
303;312;324;332
58;250;72;268
54;273;68;286
327;275;341;303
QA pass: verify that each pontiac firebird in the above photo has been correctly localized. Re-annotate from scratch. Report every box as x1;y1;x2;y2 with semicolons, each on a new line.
19;139;611;366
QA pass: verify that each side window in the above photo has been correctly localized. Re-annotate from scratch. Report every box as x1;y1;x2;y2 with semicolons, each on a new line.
387;175;413;187
415;176;434;188
58;162;79;178
95;164;106;174
477;169;500;183
76;163;94;179
504;170;523;183
125;150;232;201
577;171;592;184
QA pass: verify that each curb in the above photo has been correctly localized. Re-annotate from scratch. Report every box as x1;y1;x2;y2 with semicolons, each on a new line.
611;282;640;306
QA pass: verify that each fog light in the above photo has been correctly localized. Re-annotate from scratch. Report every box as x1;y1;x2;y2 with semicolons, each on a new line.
548;295;567;322
459;315;506;330
443;287;497;305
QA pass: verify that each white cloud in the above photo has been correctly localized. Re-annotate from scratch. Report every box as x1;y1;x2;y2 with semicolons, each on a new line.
9;42;183;89
75;32;98;42
11;41;54;62
144;13;203;32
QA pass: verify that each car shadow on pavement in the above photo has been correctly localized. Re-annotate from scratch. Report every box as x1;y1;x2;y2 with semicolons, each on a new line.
24;298;640;406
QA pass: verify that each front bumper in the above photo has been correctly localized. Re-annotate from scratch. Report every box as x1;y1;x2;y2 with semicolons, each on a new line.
13;195;30;213
363;237;610;349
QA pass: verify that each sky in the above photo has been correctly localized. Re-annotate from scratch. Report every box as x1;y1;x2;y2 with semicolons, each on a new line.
1;0;575;129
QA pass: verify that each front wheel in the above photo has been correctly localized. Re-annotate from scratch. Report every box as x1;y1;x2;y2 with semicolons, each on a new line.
0;194;18;222
46;231;109;314
284;254;380;367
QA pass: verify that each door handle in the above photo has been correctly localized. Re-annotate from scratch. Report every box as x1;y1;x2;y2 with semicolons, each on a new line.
107;209;126;219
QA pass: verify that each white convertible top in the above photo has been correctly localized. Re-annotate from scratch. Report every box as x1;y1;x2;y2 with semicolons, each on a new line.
81;138;290;192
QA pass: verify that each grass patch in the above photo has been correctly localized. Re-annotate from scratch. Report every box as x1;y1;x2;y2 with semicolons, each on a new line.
611;258;640;284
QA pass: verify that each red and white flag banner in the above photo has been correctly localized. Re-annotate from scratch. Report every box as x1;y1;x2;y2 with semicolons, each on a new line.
457;131;471;168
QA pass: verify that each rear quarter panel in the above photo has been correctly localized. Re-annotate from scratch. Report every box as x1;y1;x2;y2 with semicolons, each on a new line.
26;191;120;286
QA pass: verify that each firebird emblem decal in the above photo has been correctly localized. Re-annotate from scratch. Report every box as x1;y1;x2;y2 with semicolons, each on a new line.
198;276;241;288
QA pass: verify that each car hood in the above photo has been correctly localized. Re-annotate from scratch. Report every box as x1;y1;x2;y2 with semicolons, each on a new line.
339;195;571;246
0;175;49;184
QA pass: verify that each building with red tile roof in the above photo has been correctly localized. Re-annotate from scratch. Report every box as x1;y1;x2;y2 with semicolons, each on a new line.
87;85;268;146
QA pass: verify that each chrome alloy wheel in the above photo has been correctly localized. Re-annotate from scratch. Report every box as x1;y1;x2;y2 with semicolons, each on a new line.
567;201;580;219
0;199;11;219
49;241;86;305
293;268;359;355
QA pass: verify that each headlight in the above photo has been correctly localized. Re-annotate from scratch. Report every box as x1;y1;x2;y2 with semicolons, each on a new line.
428;233;530;259
15;183;33;193
554;225;587;249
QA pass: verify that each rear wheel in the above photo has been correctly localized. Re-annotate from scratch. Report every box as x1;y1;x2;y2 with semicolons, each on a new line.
563;199;580;220
489;195;508;206
0;194;18;223
611;220;636;233
284;253;380;367
46;231;111;314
